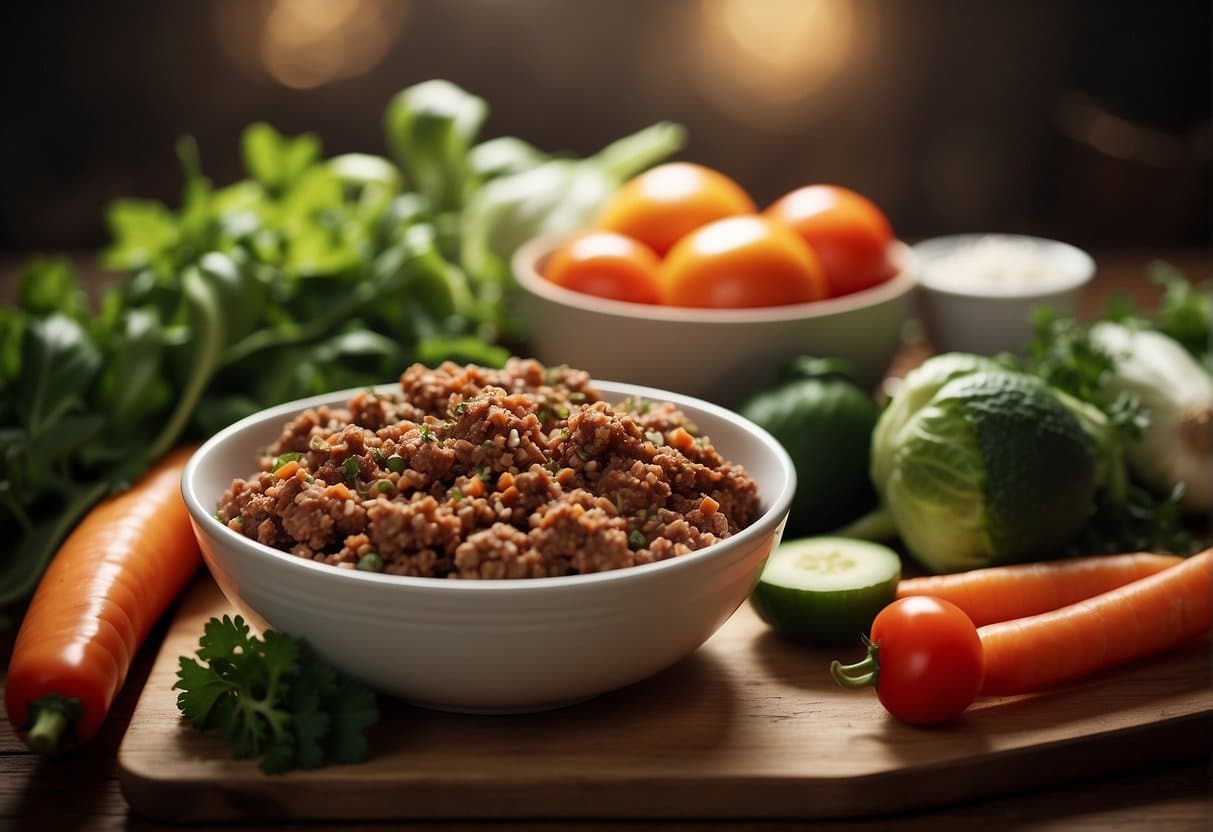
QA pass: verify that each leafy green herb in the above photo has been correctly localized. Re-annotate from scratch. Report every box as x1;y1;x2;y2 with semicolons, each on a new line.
343;457;360;479
175;616;378;773
272;452;303;472
1020;269;1208;554
0;79;681;612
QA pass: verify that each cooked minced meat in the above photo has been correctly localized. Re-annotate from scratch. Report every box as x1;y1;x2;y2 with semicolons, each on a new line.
217;359;761;579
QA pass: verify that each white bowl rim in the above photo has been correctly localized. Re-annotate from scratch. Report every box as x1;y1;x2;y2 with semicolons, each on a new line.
513;236;918;324
183;378;797;594
912;232;1095;299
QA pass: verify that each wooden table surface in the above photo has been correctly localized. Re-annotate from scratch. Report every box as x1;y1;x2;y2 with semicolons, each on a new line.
1;247;1210;831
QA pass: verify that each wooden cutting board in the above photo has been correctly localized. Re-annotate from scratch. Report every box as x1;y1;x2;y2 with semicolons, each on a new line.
118;576;1212;822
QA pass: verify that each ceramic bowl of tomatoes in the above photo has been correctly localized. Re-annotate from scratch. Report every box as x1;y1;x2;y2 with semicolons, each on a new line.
513;165;917;405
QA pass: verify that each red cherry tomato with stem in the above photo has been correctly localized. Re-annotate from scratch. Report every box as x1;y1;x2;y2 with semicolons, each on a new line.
831;596;984;726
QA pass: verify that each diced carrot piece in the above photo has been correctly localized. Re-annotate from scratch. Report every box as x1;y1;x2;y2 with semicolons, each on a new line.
699;496;720;516
497;471;515;491
274;461;300;480
500;485;519;507
669;427;696;451
464;477;486;499
326;483;353;501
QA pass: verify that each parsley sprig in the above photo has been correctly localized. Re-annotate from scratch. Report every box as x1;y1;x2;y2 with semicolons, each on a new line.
175;615;379;774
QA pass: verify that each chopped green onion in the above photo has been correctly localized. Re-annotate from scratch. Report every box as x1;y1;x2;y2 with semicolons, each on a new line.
343;457;360;479
554;404;570;419
569;392;587;402
372;449;385;464
628;529;646;550
420;424;433;443
356;553;384;572
376;480;395;494
271;452;303;472
644;430;665;447
309;435;332;453
386;454;406;473
476;465;493;481
451;487;464;501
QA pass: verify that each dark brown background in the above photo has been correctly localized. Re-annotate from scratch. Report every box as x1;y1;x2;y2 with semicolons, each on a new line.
1;0;1209;255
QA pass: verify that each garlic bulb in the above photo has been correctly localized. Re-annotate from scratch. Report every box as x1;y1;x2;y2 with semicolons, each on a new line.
1090;322;1212;513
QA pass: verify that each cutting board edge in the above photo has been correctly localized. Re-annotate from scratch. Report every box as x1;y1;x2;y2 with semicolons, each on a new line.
118;708;1213;822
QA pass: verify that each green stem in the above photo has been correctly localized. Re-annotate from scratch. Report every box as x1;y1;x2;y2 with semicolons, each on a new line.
146;267;224;461
23;694;83;754
594;122;687;183
830;642;881;690
25;708;68;754
0;479;110;607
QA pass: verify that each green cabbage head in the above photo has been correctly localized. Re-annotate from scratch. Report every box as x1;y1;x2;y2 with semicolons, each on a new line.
872;355;1101;573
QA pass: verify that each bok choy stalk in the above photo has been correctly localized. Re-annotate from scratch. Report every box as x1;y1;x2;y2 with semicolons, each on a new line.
1089;322;1212;513
458;122;685;336
383;80;684;339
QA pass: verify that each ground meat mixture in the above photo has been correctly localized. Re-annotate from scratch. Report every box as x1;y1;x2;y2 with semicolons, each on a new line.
217;359;761;579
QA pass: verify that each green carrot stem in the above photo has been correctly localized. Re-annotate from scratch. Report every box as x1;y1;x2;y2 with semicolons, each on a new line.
25;706;69;754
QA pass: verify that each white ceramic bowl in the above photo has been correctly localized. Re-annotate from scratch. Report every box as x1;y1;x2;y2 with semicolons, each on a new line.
513;238;917;405
912;233;1096;355
182;380;795;713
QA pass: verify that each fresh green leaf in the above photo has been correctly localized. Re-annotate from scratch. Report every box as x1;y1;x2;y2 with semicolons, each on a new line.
175;615;379;774
242;122;322;195
101;199;180;271
19;314;102;437
1149;261;1210;360
17;258;89;321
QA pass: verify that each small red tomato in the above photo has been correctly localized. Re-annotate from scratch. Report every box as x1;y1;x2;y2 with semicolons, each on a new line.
596;162;757;257
832;596;984;726
765;185;896;298
543;231;662;304
658;215;827;309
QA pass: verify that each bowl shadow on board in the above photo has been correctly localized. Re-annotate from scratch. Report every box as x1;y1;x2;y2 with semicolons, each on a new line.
749;625;867;695
378;648;741;760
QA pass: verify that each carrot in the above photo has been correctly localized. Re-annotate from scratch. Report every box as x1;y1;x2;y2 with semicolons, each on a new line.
896;552;1184;627
4;446;201;753
978;548;1212;696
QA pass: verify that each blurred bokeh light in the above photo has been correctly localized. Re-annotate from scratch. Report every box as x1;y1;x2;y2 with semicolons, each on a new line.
215;0;408;90
0;1;1207;251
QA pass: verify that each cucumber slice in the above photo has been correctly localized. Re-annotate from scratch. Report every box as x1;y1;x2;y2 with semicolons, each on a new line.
750;537;901;645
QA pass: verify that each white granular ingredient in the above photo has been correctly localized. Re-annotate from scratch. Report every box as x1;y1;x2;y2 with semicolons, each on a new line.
926;237;1069;294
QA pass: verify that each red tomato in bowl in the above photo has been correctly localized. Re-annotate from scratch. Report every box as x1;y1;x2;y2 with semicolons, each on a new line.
765;185;896;298
543;231;663;304
596;163;757;257
658;216;827;309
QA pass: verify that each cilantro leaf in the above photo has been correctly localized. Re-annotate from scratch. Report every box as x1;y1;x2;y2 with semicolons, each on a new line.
174;616;379;774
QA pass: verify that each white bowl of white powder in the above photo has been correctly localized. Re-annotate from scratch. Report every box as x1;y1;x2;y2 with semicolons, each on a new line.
911;234;1095;354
